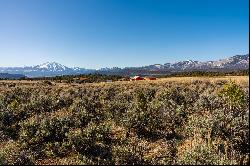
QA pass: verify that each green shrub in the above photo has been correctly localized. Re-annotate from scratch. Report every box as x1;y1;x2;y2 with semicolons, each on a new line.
218;81;246;108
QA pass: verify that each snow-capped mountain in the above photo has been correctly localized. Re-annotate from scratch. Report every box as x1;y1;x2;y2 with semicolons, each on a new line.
146;54;249;71
33;62;70;71
97;54;249;75
170;60;200;70
0;54;248;77
211;54;249;69
0;62;95;77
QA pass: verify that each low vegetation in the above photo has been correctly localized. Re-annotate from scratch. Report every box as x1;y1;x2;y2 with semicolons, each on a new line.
0;77;249;165
11;69;249;83
24;74;123;83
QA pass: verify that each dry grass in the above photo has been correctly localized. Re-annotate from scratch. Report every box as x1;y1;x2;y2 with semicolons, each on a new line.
0;76;248;92
155;76;248;84
88;76;249;87
0;76;248;86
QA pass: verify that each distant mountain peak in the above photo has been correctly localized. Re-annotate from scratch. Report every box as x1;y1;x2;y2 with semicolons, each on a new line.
34;62;69;71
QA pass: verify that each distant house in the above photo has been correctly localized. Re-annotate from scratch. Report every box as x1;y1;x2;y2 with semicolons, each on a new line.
144;77;157;80
130;76;144;81
106;80;112;83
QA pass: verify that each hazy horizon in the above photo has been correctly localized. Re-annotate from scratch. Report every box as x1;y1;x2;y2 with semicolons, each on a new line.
0;0;249;68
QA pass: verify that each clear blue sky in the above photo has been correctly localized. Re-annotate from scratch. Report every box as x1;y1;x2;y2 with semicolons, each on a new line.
0;0;248;69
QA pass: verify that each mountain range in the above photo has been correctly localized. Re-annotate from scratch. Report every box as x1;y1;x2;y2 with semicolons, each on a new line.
0;62;95;78
0;54;248;78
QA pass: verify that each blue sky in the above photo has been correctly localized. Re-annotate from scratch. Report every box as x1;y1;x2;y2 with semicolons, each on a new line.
0;0;248;69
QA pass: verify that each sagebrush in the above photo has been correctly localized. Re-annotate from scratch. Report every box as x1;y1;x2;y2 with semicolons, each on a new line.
0;79;249;165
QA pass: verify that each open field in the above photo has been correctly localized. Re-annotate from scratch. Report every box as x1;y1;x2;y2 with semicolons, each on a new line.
0;75;248;86
157;76;249;84
0;76;249;165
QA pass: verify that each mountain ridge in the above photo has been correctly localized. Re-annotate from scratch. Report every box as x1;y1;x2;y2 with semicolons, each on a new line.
0;54;248;77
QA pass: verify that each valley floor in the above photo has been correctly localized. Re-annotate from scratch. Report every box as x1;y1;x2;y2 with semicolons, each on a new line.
0;75;249;86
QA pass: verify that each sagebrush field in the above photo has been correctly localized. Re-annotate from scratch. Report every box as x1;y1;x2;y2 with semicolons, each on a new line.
0;76;249;165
